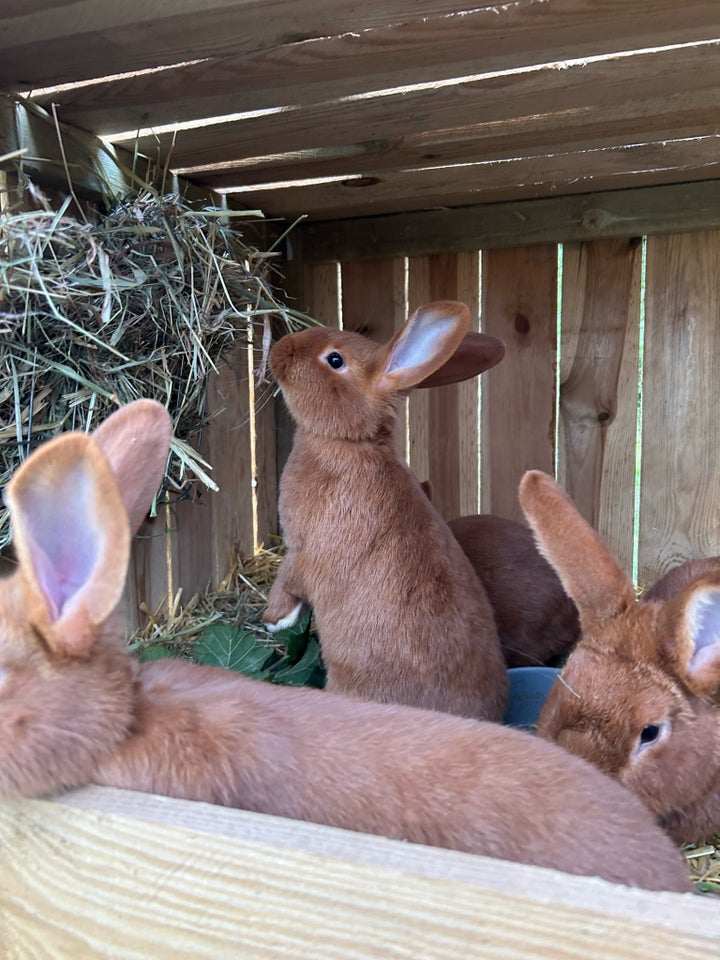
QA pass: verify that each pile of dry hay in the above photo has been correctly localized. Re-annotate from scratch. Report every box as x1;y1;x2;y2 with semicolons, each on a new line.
0;186;309;548
129;542;325;689
130;543;284;659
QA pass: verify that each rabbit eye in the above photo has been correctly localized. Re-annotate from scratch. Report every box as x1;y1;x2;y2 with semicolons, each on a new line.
325;351;345;370
640;724;661;744
633;720;669;759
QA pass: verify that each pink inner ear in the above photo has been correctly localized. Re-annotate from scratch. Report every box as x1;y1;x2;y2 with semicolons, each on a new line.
386;315;458;375
687;588;720;677
17;464;100;623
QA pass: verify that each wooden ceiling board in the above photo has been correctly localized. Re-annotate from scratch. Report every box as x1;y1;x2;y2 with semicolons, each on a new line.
3;0;720;221
117;44;720;169
0;0;507;88
196;109;720;191
229;137;720;220
30;0;720;138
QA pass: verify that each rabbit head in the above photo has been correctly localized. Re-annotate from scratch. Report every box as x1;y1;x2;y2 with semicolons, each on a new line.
270;301;502;441
519;469;720;842
0;400;171;798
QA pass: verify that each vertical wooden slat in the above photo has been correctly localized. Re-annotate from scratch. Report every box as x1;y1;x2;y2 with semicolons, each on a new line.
253;370;278;548
341;258;405;339
558;238;642;574
126;514;172;632
639;231;720;587
283;259;342;326
206;342;255;586
481;244;557;522
407;252;481;519
307;261;341;326
173;495;213;597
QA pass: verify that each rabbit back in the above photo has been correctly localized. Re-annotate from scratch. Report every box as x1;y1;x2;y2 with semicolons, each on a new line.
94;657;689;893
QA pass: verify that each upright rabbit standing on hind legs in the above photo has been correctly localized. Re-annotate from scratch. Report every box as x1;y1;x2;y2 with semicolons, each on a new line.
0;400;692;891
263;301;508;720
519;469;720;843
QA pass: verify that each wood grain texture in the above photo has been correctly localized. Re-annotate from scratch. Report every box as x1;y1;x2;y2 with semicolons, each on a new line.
33;3;720;137
639;231;720;588
0;0;513;87
296;180;720;262
481;245;557;521
558;239;642;575
227;137;720;222
0;786;717;959
407;253;481;520
146;44;720;172
125;512;173;631
252;326;279;544
206;342;255;585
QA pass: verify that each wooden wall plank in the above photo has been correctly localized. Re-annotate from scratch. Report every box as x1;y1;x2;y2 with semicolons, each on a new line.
206;343;255;586
2;787;718;959
341;258;405;340
558;238;642;575
306;262;342;327
296;180;720;263
126;513;172;632
407;253;481;519
638;231;720;587
253;346;279;549
481;245;557;522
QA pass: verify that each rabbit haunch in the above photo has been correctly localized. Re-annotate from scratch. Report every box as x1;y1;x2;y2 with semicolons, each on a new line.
520;469;720;843
264;302;508;721
0;399;692;893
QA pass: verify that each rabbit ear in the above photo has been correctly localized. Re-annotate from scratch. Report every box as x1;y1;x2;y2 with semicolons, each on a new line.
5;433;131;658
91;399;172;535
374;301;470;394
664;575;720;696
414;331;505;388
519;470;636;625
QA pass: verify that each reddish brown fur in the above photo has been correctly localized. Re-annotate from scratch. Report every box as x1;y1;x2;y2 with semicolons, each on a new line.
264;304;508;720
643;557;720;602
447;514;579;667
0;404;693;892
521;470;720;843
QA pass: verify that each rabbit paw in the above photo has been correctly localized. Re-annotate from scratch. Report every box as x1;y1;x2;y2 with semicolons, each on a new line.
264;601;304;633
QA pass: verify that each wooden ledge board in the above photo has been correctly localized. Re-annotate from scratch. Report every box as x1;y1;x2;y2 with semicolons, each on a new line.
0;785;717;958
294;179;720;263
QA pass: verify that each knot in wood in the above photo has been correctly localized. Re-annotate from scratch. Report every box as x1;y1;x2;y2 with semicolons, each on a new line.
514;312;530;335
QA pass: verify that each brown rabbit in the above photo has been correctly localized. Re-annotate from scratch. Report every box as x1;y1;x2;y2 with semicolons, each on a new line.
263;302;508;721
448;514;579;668
642;557;720;602
0;403;691;892
519;469;720;843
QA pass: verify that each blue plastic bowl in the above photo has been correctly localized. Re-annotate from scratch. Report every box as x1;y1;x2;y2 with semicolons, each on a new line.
502;666;559;732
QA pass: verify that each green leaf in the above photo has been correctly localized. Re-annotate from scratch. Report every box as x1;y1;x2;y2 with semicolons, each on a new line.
272;607;313;661
139;644;180;662
272;637;325;688
192;623;274;678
